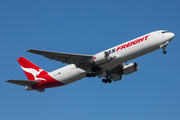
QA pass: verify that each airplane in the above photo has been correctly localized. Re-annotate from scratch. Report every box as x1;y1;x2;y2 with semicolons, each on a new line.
6;30;175;92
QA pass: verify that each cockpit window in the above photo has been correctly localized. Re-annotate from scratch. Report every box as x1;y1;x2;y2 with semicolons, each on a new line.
162;31;169;33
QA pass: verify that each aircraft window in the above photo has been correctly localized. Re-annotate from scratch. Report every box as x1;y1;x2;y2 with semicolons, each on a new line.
162;31;169;33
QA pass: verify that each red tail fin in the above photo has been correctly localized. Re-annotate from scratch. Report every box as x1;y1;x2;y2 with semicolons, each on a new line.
17;57;48;81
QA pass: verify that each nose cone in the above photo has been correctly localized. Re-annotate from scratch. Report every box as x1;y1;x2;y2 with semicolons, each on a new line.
165;32;175;41
170;32;175;40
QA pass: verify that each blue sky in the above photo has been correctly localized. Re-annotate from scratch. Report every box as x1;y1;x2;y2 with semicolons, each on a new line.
1;0;180;120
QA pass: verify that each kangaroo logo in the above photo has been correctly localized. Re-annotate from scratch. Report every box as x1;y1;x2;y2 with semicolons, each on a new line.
20;66;46;81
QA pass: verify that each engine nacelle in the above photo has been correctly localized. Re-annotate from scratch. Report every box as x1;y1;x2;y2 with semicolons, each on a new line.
92;51;110;65
123;62;139;75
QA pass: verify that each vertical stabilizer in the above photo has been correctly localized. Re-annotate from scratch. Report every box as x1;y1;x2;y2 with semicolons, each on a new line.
17;57;48;81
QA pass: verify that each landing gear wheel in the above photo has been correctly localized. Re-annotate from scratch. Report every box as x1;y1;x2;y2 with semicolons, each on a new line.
102;78;112;83
86;73;96;77
86;73;90;77
107;79;112;83
162;45;167;54
102;79;107;83
162;50;167;54
109;80;112;83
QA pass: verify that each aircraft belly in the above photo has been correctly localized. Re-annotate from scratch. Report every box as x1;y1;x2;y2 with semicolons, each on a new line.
56;68;86;84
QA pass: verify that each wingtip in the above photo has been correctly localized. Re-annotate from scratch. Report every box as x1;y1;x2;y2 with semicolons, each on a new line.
27;49;33;52
6;80;10;82
6;80;14;83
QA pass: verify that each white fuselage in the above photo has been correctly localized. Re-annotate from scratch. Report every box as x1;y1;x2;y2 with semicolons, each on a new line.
49;30;174;85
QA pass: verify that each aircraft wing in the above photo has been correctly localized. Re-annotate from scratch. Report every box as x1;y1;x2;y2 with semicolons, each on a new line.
6;80;40;86
27;49;93;69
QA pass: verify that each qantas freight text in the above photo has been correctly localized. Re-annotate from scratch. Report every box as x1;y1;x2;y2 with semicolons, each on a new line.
116;35;150;51
108;35;150;54
6;30;174;92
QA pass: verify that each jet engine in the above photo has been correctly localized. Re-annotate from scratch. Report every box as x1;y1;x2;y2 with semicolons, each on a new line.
91;51;110;65
123;62;139;75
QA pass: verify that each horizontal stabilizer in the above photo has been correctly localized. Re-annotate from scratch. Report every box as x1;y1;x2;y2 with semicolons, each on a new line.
6;80;40;86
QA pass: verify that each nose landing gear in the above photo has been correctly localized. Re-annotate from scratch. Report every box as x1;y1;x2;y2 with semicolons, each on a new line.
161;41;170;54
162;46;167;54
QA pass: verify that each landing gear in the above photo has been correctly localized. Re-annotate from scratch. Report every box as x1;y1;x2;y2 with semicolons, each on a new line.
161;41;170;54
162;50;167;54
162;46;167;54
102;78;112;83
86;73;96;77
